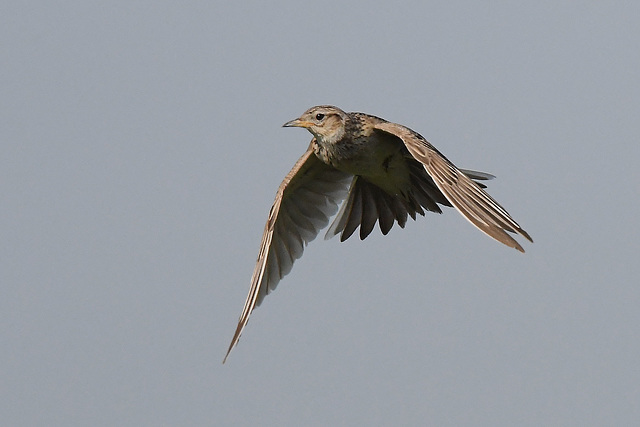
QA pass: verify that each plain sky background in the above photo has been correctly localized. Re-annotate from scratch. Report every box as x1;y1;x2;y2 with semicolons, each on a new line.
2;1;639;425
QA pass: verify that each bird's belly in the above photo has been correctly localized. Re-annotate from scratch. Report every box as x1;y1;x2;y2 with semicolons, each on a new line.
334;142;412;197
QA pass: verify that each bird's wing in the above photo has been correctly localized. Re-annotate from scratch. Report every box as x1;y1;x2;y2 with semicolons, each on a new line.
373;121;532;252
325;175;412;241
224;142;351;363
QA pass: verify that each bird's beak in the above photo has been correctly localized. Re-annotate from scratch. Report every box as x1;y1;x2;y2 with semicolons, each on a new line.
283;118;312;128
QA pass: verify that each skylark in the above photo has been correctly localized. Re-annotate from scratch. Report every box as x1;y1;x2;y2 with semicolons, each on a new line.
224;105;532;362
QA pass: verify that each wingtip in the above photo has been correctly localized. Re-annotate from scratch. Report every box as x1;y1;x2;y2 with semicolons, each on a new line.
223;346;232;364
223;325;244;364
520;229;534;243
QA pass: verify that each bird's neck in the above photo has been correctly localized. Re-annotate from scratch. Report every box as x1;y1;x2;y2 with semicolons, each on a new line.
316;126;345;147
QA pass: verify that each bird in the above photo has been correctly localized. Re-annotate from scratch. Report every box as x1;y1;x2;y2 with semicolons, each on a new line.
223;105;532;363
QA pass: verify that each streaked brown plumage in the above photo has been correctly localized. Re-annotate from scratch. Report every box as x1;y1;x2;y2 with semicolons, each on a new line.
223;105;532;363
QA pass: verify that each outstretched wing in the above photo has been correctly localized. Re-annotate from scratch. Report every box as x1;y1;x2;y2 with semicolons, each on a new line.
373;121;532;252
224;142;351;363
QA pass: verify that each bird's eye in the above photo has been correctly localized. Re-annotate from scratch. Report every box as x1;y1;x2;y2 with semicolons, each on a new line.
315;113;325;121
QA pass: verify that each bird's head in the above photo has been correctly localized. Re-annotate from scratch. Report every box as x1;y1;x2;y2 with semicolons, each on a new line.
283;105;348;145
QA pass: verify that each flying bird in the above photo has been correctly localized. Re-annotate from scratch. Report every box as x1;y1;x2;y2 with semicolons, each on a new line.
224;105;532;362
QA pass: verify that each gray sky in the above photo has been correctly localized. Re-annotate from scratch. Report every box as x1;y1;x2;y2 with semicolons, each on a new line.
2;1;639;425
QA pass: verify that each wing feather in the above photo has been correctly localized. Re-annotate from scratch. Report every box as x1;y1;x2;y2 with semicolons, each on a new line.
374;191;395;235
359;182;379;239
341;180;363;241
224;142;351;362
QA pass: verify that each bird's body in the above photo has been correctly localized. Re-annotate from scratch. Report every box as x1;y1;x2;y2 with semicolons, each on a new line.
223;105;532;363
313;112;410;196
